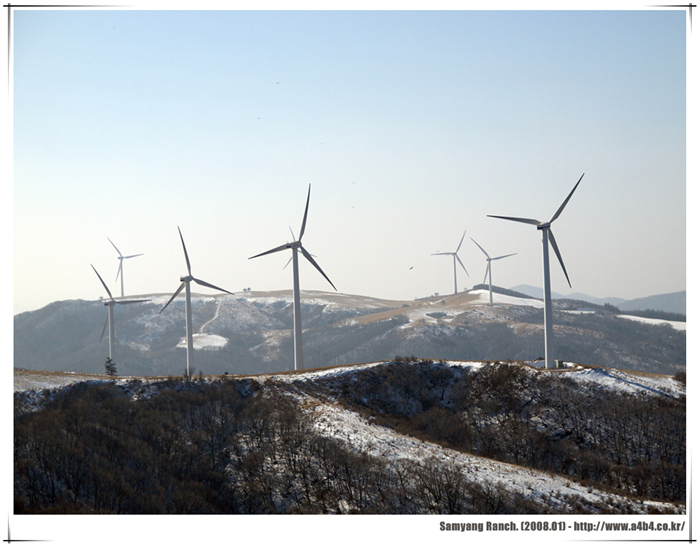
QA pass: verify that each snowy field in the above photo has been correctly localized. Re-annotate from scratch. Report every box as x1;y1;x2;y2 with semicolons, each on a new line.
618;314;686;331
13;370;113;392
177;333;229;350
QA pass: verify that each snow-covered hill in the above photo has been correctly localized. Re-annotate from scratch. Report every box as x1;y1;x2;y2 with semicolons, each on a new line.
13;288;686;377
14;359;686;518
303;365;683;514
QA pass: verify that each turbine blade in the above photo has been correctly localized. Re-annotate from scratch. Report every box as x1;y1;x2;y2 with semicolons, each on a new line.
487;215;541;226
283;254;293;270
114;260;123;282
431;252;454;256
116;298;150;305
123;253;144;259
193;277;234;295
455;254;469;276
455;230;466;252
492;253;517;261
548;230;571;288
107;238;123;257
91;264;114;301
160;282;186;313
99;315;108;343
289;226;296;242
471;238;490;258
299;184;311;241
550;173;584;223
177;227;192;276
300;246;336;291
249;243;290;260
483;264;489;285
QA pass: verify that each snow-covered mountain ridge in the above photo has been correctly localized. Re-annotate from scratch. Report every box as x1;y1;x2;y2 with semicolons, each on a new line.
14;288;686;377
14;359;685;516
14;358;683;398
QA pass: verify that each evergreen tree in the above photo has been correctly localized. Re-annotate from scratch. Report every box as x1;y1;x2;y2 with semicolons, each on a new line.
104;357;117;376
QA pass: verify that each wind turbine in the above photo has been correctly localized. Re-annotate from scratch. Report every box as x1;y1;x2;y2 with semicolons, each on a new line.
92;264;149;365
160;227;234;377
432;231;469;295
249;184;336;371
471;238;516;306
108;238;144;298
488;173;584;369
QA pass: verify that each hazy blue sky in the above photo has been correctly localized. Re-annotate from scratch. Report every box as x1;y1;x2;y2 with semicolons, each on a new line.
12;5;691;314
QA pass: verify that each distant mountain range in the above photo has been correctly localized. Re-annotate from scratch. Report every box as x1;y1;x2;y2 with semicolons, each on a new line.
510;285;686;315
14;288;685;378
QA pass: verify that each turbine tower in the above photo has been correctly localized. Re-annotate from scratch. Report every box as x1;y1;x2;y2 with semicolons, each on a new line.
471;238;516;306
249;184;336;371
92;264;149;364
160;227;234;377
432;231;469;295
108;238;144;298
488;173;584;369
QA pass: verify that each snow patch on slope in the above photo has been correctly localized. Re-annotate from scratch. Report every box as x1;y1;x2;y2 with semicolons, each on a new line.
618;314;686;331
308;394;675;513
470;289;545;308
176;333;229;350
567;366;684;398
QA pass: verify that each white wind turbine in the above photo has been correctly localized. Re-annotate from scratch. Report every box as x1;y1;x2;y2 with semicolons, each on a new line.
432;231;469;295
160;227;234;377
92;264;149;365
108;238;144;298
249;184;336;371
471;238;516;306
488;173;584;370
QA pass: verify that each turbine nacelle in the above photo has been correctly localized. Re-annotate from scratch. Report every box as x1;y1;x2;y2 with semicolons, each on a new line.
160;227;234;315
432;230;469;295
108;238;144;297
249;184;336;291
487;173;583;289
91;264;149;348
470;238;516;297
